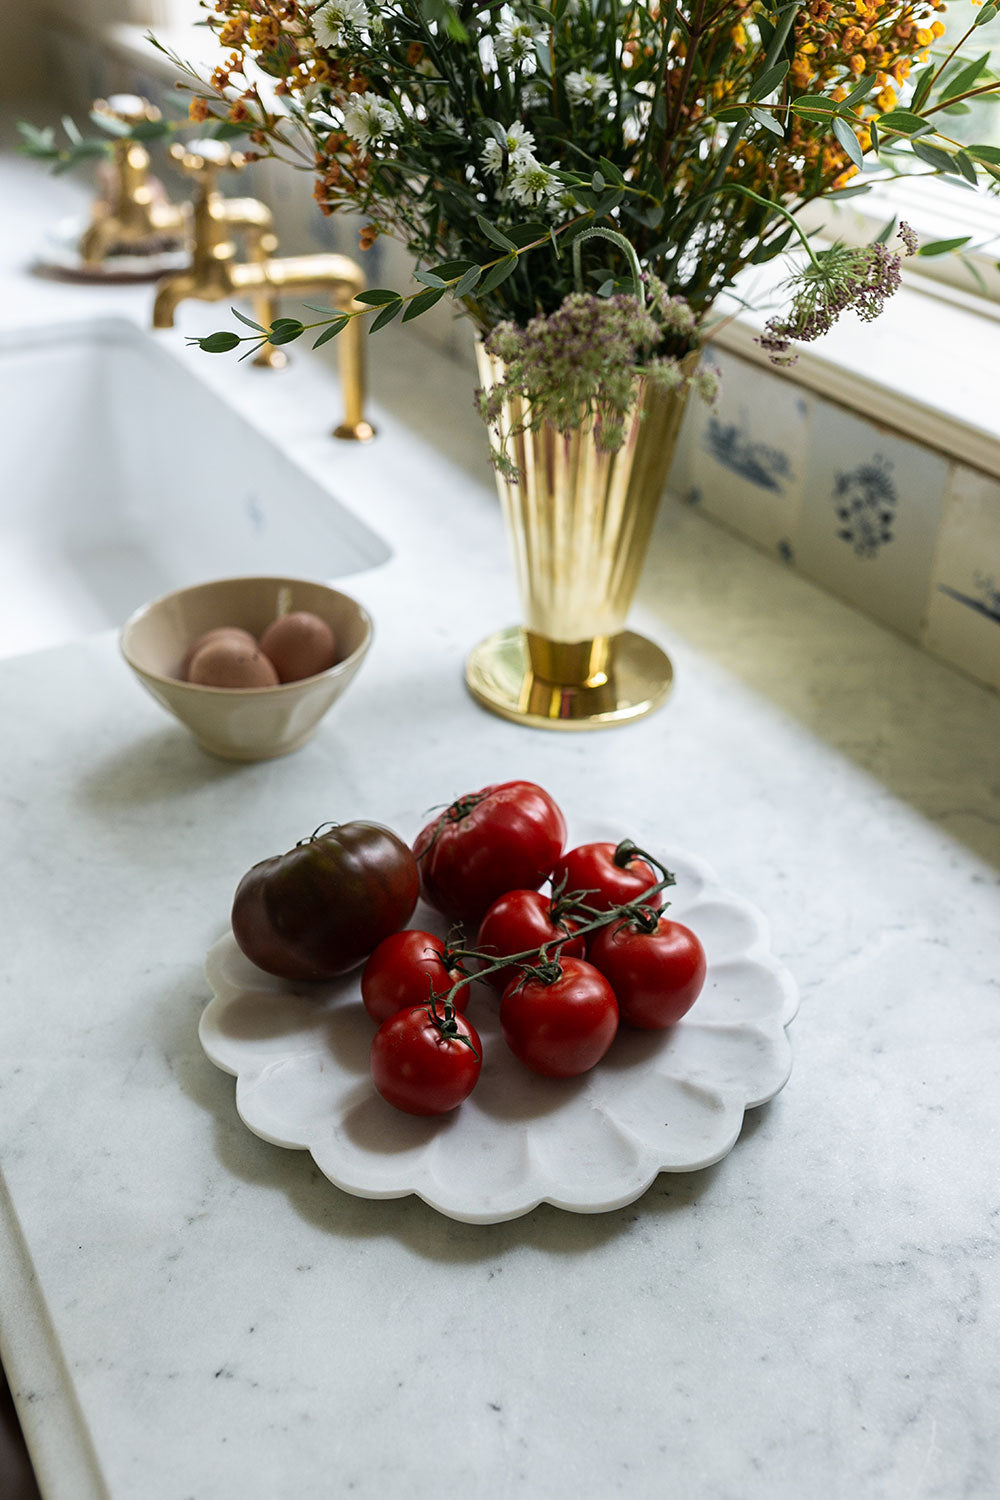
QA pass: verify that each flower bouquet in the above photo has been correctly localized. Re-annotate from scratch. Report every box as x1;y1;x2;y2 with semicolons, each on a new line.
156;0;1000;722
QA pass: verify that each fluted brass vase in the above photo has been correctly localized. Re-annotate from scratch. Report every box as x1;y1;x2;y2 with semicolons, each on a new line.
466;344;694;730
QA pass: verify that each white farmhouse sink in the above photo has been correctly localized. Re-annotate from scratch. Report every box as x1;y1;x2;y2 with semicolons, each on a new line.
0;318;389;658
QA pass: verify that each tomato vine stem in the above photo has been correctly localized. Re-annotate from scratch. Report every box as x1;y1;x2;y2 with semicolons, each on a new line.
429;840;676;1006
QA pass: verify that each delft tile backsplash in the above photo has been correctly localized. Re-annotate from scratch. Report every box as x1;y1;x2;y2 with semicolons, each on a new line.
670;347;999;693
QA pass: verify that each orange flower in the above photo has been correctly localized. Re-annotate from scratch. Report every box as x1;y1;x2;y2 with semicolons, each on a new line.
219;15;248;46
188;97;211;123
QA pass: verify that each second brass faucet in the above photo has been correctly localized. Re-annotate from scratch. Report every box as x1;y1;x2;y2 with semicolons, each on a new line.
153;140;374;441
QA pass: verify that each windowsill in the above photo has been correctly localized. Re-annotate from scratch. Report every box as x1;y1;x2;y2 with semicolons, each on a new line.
712;255;1000;479
57;15;1000;481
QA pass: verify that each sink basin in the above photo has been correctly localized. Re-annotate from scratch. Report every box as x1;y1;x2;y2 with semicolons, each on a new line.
0;317;389;658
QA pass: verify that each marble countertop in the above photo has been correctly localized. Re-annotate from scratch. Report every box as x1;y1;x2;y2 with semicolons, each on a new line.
2;146;999;1500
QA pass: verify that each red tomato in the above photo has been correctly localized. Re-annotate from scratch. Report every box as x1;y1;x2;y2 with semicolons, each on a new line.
499;958;618;1078
361;930;471;1026
370;1004;482;1115
476;889;586;992
588;916;706;1029
412;781;566;926
552;841;663;916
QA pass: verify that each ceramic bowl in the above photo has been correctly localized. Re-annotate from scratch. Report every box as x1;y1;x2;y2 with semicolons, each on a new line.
120;575;372;761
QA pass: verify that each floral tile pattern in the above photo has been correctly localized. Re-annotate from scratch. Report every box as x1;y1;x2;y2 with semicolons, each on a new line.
923;465;1000;691
796;401;949;640
683;348;808;556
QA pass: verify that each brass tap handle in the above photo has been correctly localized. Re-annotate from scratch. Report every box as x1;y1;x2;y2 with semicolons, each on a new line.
169;138;247;181
93;94;162;127
78;95;185;263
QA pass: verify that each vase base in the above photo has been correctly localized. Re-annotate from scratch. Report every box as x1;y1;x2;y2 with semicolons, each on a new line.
465;627;673;731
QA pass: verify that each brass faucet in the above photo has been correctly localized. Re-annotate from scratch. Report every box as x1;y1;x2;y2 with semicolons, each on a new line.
152;139;374;441
78;96;186;264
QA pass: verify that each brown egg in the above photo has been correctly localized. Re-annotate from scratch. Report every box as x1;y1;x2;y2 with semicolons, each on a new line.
259;611;338;683
180;627;258;680
187;638;280;689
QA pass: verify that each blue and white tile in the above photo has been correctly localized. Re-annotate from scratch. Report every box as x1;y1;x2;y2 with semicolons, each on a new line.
796;401;950;640
683;348;807;558
923;463;1000;691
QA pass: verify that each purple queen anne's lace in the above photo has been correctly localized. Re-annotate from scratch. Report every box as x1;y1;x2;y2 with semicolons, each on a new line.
758;222;917;366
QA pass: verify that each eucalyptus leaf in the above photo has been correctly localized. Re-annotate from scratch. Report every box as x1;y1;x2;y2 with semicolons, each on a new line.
476;213;517;251
312;316;350;348
368;299;403;332
911;140;959;172
875;109;928;134
939;53;990;107
918;236;972;255
911;64;935;113
403;286;446;321
477;253;519;295
832;115;864;169
751;107;784;138
231;308;268;332
789;94;837;122
355;287;403;305
953;149;980;185
751;60;789;99
267;322;305;345
453;264;483;297
199;331;241;353
842;75;876;108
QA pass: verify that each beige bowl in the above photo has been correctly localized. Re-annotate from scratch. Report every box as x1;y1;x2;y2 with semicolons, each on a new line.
120;575;373;760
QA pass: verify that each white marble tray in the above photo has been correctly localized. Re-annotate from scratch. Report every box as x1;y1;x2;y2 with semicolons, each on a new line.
200;831;798;1223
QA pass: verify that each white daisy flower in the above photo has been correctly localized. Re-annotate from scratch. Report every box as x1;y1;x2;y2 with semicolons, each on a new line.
494;5;544;73
480;121;536;176
313;0;369;49
507;153;557;206
564;69;613;107
342;91;399;148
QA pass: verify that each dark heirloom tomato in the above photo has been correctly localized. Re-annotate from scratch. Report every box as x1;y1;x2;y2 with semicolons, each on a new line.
499;958;619;1078
361;929;471;1026
552;841;663;915
476;889;586;992
412;781;566;926
370;1005;482;1116
588;916;706;1029
231;822;419;981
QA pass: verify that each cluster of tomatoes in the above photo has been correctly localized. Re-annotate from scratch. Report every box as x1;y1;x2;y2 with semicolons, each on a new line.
363;781;707;1117
228;781;706;1119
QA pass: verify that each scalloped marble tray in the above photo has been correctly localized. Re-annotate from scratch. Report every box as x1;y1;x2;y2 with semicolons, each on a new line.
200;832;798;1223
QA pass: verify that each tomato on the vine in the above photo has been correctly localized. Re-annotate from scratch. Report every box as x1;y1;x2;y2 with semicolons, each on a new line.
551;841;663;916
361;930;471;1026
370;1004;482;1116
476;889;586;992
412;781;566;925
588;915;706;1030
499;958;618;1078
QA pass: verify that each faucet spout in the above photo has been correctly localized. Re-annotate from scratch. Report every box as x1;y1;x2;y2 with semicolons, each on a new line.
232;254;374;441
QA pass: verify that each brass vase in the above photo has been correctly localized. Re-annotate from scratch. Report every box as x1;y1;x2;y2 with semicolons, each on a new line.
466;343;694;729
